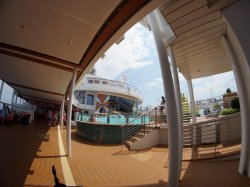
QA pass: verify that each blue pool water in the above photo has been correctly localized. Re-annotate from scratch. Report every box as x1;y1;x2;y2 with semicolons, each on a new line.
78;114;150;125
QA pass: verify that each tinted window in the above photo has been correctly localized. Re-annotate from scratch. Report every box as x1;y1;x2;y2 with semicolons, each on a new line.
87;94;94;105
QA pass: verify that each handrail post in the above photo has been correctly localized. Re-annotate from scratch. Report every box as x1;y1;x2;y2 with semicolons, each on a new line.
144;124;145;136
155;108;157;127
121;126;123;151
106;113;110;123
214;122;217;158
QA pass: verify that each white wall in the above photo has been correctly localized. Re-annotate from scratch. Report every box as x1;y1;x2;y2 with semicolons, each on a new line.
130;129;160;151
159;125;168;145
222;0;250;177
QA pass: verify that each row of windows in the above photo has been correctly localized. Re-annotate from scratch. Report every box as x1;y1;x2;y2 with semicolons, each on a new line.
88;79;108;84
74;91;137;112
0;79;30;109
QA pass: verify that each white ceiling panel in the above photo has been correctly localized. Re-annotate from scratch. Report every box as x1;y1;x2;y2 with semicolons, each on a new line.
0;0;121;63
160;0;238;80
0;54;72;94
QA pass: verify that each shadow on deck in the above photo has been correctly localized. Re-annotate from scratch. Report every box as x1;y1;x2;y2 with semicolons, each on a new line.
0;121;64;187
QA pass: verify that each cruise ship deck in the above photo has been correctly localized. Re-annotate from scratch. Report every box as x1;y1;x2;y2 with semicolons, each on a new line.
1;0;250;186
0;121;249;187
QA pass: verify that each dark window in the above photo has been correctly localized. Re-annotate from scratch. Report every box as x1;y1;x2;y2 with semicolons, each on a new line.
109;95;134;113
88;80;93;83
94;80;99;84
102;81;108;84
87;94;94;105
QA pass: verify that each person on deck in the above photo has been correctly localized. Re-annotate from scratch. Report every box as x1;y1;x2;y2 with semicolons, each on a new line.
63;110;66;126
160;96;165;116
47;109;52;128
53;111;59;126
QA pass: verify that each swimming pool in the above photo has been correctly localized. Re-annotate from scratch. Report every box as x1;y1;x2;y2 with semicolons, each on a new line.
77;114;150;125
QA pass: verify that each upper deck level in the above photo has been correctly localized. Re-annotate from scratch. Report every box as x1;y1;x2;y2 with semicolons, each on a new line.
75;75;143;103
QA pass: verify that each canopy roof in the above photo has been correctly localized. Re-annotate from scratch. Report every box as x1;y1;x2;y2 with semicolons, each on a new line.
160;0;238;79
0;0;164;107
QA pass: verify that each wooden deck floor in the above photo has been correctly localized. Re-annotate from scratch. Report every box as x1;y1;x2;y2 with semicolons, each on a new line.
0;121;250;187
0;121;65;187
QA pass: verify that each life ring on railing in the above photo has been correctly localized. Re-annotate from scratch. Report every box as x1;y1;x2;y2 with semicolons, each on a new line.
94;129;103;143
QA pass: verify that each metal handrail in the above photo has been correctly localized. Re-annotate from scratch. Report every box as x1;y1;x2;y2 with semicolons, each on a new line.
183;112;240;127
121;105;161;149
121;105;158;127
182;113;241;160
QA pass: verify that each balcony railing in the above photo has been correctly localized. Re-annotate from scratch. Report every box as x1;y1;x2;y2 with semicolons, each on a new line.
182;112;241;160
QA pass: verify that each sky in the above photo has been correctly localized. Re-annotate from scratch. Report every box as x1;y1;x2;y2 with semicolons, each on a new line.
94;23;237;107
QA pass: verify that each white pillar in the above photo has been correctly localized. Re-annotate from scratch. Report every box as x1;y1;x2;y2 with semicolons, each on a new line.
67;68;77;156
60;96;65;130
221;34;250;174
0;80;4;101
187;79;196;123
148;11;181;187
168;45;183;171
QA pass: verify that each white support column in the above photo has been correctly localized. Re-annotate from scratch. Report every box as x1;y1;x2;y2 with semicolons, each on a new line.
148;11;181;187
67;68;77;156
221;35;250;174
187;79;197;146
0;80;4;101
187;79;196;124
168;45;183;170
60;96;65;130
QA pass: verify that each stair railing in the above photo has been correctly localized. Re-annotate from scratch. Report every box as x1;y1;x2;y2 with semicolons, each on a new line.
121;106;160;149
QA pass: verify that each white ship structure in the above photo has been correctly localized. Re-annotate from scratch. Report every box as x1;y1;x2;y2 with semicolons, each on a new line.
73;74;143;114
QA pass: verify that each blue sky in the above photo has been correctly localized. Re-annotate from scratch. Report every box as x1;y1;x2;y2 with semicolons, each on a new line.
95;24;238;107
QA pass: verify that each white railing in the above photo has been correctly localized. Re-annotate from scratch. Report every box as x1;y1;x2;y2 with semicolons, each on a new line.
182;113;241;160
76;76;143;102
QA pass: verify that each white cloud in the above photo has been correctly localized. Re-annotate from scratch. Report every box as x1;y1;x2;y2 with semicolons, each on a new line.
192;72;237;100
142;72;237;103
142;72;185;90
143;77;163;89
95;23;154;80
